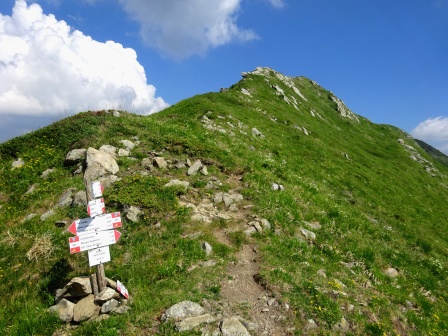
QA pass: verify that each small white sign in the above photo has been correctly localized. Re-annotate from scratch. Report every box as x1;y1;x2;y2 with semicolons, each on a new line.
88;246;111;267
117;280;129;299
87;198;106;217
92;181;103;199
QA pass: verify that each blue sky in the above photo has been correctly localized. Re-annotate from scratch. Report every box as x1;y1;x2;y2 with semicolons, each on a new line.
1;0;447;154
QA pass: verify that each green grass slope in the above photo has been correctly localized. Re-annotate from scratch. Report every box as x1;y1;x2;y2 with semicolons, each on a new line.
0;67;447;335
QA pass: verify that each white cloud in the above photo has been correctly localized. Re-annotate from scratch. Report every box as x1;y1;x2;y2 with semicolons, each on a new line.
117;0;259;59
411;116;448;154
266;0;286;8
0;0;168;119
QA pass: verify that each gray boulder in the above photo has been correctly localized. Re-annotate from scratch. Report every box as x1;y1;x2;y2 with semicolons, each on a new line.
65;149;86;165
161;301;205;322
220;317;251;336
84;147;119;181
126;206;142;223
49;298;75;322
187;160;203;176
56;276;92;303
154;157;168;169
73;294;100;322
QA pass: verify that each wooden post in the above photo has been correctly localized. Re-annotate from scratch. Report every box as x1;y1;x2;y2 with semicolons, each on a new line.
84;177;107;293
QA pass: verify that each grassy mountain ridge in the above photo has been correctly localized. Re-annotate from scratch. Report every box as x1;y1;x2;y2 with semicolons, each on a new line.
0;67;447;335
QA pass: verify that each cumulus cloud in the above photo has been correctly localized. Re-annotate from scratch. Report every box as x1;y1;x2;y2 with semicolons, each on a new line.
0;0;168;118
411;116;448;154
117;0;259;59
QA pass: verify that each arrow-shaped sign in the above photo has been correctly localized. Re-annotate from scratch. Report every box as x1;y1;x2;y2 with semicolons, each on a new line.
69;229;121;254
87;198;106;217
68;212;122;235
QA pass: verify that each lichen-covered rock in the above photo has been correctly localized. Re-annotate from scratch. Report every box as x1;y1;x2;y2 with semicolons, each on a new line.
73;294;100;322
84;147;119;181
48;298;75;322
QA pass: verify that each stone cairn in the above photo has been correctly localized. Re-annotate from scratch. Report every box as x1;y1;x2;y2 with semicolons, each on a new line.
49;276;131;323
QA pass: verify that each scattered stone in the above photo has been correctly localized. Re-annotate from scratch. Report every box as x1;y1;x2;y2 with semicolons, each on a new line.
49;298;75;322
385;267;399;278
244;226;257;236
41;168;55;178
141;158;153;169
305;319;318;331
56;189;74;208
95;287;119;304
176;314;216;332
120;140;135;151
40;209;56;221
317;269;327;278
162;301;205;322
271;183;285;191
299;228;316;241
113;110;120;117
202;241;213;255
201;165;209;176
154;157;168;169
111;305;131;315
333;317;349;332
118;148;130;157
73;191;87;207
25;184;38;195
101;299;120;313
12;158;25;169
188;160;203;175
260;219;271;230
252;128;263;137
84;147;119;181
65;149;86;166
304;221;322;230
73;294;100;322
22;213;36;222
220;317;251;336
164;179;189;190
126;206;142;223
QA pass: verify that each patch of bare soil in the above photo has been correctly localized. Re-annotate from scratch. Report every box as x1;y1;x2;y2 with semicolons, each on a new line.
208;243;294;335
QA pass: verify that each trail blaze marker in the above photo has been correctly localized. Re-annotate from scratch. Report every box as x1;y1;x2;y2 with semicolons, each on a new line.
69;229;121;254
87;198;106;217
88;246;111;267
92;181;104;198
117;280;129;299
68;212;122;235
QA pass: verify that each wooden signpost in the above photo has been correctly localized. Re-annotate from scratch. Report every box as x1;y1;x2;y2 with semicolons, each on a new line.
66;179;123;293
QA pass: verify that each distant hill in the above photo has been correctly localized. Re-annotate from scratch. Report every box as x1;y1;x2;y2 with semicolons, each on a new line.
414;138;448;168
0;67;447;335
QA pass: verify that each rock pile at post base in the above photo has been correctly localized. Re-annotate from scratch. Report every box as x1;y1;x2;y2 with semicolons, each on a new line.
48;276;131;323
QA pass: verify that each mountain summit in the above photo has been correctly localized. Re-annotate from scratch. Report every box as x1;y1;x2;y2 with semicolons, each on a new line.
0;67;447;335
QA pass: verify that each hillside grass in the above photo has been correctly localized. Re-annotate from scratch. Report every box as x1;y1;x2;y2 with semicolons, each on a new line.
0;69;447;335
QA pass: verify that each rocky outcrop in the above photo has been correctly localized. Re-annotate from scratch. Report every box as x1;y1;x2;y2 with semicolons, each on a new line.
84;147;119;181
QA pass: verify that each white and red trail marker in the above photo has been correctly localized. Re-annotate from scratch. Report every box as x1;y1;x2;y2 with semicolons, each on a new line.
69;229;121;254
87;198;106;217
117;280;129;299
68;212;121;235
92;181;104;199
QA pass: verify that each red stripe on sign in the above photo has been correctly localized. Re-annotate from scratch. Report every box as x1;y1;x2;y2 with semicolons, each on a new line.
112;212;120;218
69;236;79;243
114;230;121;242
68;222;77;235
70;247;81;254
113;222;122;228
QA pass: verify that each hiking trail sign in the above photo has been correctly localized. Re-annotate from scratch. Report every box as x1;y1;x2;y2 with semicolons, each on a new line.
69;229;121;254
68;212;122;235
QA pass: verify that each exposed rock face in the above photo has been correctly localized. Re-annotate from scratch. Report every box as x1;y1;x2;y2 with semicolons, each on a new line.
84;147;119;181
330;95;360;123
